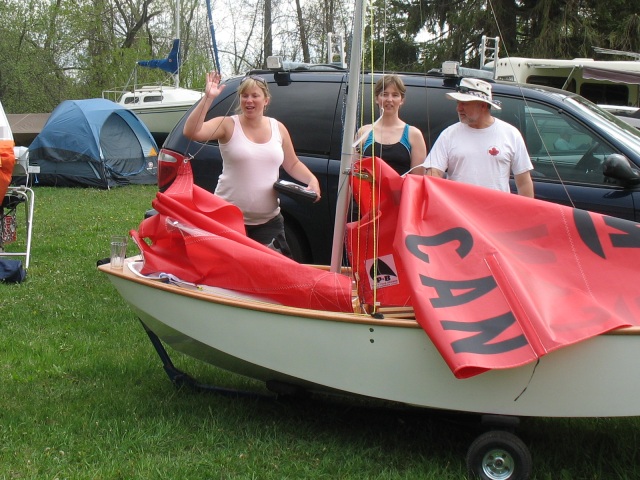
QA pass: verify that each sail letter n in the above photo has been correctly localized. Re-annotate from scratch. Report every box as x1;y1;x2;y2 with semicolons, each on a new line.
420;274;528;355
441;312;528;355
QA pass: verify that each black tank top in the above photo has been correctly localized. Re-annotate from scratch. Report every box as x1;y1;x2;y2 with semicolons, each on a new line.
362;125;412;175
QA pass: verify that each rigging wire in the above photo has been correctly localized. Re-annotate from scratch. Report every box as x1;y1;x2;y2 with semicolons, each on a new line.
485;0;576;208
350;0;387;312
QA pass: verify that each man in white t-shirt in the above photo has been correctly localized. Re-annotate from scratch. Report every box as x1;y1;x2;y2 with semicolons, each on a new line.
423;78;534;197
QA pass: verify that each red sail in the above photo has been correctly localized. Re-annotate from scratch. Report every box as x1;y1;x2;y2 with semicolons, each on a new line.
351;158;640;378
131;160;353;313
346;157;412;307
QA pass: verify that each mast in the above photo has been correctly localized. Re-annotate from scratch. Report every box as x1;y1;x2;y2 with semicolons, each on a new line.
174;0;180;88
330;0;366;272
205;0;222;73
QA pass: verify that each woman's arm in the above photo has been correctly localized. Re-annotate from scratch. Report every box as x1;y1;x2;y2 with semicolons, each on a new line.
353;124;372;155
279;123;321;201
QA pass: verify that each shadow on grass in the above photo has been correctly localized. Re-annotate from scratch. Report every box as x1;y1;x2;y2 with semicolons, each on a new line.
128;341;640;479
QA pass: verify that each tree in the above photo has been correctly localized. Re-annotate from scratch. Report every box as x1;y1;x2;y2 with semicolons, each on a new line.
404;0;640;69
295;0;311;63
1;0;640;115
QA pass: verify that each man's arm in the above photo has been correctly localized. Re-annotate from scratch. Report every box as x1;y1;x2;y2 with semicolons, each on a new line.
514;171;534;198
425;167;445;178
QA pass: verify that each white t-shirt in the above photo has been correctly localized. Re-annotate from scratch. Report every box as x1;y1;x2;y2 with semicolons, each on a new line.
216;115;284;225
424;118;533;193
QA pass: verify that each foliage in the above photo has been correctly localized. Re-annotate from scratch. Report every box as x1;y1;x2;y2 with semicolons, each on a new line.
0;0;639;113
397;0;640;69
0;0;71;112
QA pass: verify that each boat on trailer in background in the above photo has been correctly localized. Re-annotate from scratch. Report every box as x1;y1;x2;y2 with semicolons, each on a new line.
100;0;223;145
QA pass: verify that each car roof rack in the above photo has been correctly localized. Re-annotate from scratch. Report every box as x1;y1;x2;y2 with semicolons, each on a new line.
430;61;495;81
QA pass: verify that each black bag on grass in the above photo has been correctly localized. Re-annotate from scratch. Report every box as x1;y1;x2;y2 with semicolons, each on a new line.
0;259;26;283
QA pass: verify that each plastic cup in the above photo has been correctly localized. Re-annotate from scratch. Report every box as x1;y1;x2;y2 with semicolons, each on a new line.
110;235;128;269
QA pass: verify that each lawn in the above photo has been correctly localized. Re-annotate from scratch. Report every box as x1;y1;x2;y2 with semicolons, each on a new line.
1;185;639;479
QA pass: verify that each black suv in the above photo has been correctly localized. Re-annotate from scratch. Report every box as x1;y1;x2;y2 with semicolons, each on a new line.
158;64;640;263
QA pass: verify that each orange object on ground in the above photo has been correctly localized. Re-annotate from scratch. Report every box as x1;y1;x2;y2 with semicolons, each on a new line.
0;139;15;199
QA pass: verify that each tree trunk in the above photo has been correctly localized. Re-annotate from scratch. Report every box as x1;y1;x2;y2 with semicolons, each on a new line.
295;0;310;63
263;0;273;66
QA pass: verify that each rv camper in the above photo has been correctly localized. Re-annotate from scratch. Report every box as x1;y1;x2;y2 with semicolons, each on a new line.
481;38;640;109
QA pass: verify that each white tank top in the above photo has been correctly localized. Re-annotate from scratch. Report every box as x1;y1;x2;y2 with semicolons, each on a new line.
216;115;284;225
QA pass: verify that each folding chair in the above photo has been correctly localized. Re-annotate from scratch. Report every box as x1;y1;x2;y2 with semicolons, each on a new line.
1;147;35;269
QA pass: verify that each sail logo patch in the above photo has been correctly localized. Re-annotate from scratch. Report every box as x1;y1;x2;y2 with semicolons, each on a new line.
365;254;400;289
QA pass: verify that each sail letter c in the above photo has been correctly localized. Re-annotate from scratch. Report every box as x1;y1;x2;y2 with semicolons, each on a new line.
405;228;473;263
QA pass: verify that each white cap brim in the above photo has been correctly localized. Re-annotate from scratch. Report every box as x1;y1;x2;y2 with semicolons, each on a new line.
446;91;502;110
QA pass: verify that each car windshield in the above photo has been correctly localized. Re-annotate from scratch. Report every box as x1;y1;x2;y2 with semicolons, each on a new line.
564;95;640;151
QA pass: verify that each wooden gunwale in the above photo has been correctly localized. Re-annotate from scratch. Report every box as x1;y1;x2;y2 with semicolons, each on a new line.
100;259;640;335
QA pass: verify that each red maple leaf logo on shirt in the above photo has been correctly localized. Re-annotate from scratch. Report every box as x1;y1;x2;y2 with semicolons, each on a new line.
488;146;500;156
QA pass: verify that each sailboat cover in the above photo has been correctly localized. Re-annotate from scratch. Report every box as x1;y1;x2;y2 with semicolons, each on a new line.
131;160;353;313
349;157;640;378
137;39;181;75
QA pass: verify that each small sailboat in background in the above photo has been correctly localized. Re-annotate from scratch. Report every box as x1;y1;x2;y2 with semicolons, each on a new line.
103;38;203;144
102;0;210;144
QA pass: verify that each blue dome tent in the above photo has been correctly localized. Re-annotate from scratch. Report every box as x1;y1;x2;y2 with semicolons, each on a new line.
29;99;158;188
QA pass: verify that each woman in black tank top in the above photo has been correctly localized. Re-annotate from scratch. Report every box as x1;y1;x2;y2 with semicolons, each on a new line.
355;75;427;175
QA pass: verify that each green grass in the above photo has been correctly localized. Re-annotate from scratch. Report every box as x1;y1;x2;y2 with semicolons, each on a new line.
1;185;639;479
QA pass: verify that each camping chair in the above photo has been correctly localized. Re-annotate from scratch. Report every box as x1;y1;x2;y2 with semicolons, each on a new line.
1;147;35;269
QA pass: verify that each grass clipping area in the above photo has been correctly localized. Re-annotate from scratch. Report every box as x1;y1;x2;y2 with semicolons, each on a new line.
1;185;640;479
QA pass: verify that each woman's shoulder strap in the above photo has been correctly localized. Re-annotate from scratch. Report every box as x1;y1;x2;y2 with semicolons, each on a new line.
400;123;411;152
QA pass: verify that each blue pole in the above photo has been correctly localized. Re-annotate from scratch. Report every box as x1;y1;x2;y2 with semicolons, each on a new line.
205;0;222;73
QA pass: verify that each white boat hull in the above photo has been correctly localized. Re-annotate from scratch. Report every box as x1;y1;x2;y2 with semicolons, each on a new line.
104;86;202;141
126;102;194;140
101;260;640;418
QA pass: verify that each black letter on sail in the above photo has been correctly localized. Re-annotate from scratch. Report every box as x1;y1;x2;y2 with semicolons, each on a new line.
442;312;528;355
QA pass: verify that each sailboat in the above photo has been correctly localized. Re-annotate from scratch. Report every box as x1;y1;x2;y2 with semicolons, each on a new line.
99;1;640;478
107;38;203;143
102;2;204;144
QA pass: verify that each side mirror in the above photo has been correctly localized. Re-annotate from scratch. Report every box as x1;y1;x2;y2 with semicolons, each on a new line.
603;154;640;186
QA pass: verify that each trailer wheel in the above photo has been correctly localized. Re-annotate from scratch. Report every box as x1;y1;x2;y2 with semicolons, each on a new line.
466;430;532;480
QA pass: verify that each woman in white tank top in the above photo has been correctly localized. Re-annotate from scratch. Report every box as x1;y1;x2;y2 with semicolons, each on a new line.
183;72;321;257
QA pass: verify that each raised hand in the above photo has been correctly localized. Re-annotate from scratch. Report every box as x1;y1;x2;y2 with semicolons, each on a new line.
204;71;225;100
